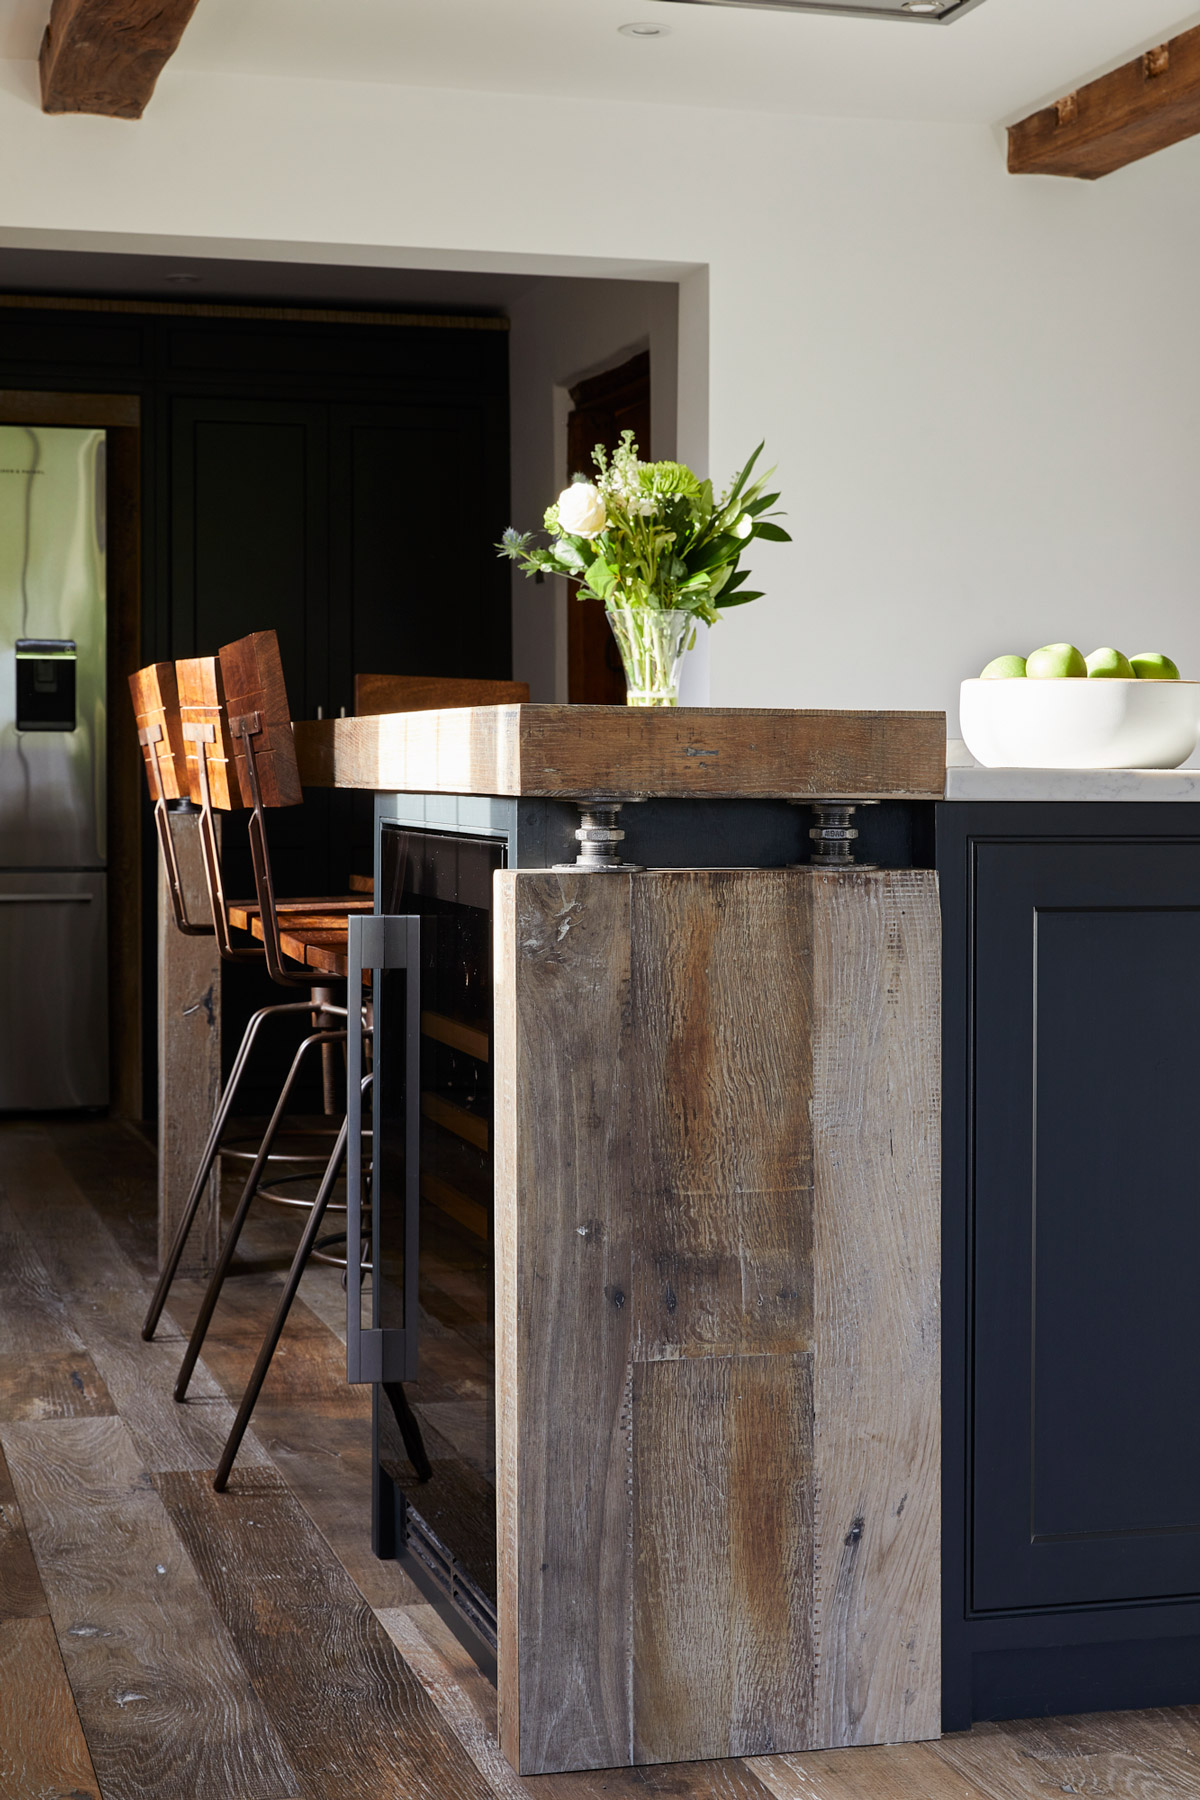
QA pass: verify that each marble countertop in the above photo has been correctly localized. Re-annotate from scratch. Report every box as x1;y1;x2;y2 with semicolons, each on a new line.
945;740;1200;801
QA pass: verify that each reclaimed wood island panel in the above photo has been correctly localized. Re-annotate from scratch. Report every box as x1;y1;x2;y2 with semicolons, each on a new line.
493;866;940;1773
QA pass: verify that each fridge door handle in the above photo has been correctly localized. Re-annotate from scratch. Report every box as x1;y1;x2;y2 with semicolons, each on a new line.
0;894;93;904
346;913;421;1385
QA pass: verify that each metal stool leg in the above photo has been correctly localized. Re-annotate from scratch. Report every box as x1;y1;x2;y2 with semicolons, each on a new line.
212;1110;353;1491
173;1026;347;1401
142;998;320;1341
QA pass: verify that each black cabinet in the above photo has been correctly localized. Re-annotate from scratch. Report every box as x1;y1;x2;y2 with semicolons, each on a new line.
940;803;1200;1727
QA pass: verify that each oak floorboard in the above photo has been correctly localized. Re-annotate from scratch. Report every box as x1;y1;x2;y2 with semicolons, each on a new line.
0;1130;271;1473
935;1712;1200;1800
0;1416;297;1800
0;1347;115;1423
750;1740;998;1799
157;1465;494;1800
0;1615;100;1800
0;1442;46;1622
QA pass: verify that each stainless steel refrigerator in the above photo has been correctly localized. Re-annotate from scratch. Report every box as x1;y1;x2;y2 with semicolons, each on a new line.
0;425;108;1109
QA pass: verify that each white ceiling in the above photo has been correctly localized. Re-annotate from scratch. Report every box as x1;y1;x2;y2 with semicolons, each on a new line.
4;0;1200;125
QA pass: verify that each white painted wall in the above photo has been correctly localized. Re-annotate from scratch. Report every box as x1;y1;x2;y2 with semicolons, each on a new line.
507;276;679;700
3;60;1200;730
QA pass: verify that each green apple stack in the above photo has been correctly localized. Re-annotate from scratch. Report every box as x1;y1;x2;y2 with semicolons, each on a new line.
979;644;1182;681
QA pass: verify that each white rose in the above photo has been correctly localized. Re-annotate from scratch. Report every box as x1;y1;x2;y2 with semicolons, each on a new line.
556;482;607;539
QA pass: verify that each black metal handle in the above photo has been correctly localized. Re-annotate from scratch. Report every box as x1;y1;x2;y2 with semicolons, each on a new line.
347;913;421;1384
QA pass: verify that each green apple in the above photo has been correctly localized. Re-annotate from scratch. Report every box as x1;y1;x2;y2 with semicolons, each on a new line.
1130;651;1181;680
1085;647;1135;679
979;654;1027;680
1026;643;1087;680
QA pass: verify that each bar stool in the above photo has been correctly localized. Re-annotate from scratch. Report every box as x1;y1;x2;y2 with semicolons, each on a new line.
162;632;375;1486
140;633;372;1342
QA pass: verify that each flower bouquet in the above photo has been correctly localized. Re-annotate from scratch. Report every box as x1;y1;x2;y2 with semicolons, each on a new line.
499;433;789;706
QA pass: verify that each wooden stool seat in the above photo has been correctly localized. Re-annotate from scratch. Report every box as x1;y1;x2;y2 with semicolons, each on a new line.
226;903;352;978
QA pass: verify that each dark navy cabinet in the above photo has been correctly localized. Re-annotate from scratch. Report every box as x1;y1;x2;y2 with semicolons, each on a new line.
940;803;1200;1727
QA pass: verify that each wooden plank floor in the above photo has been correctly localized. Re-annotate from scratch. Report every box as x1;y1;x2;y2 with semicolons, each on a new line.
3;1117;1200;1799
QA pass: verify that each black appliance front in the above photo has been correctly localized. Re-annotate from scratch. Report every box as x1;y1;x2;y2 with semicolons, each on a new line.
372;821;504;1672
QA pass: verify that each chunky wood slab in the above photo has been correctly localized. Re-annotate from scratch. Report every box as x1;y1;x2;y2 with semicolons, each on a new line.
294;705;945;800
494;868;941;1775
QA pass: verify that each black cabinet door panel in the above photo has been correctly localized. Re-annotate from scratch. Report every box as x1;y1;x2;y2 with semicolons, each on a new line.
973;839;1200;1611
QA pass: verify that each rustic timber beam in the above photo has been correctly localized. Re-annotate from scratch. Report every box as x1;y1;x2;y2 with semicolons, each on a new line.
39;0;200;119
1009;22;1200;180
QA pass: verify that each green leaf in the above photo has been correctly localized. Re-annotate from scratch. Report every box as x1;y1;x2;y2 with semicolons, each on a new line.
742;492;780;517
752;522;792;543
716;590;764;607
685;532;743;575
585;557;617;598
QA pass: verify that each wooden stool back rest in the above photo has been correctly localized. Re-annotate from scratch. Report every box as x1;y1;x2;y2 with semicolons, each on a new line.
175;652;264;966
128;660;212;937
354;672;530;715
217;630;311;990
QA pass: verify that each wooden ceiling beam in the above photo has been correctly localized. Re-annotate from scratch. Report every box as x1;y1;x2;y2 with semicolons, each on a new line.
1009;23;1200;180
39;0;201;120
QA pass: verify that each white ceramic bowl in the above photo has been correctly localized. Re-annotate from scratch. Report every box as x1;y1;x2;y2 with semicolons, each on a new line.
960;678;1200;770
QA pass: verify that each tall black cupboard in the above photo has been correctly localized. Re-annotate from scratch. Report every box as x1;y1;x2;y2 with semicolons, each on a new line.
939;802;1200;1726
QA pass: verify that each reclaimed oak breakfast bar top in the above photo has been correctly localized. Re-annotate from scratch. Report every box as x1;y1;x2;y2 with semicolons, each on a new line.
292;703;946;800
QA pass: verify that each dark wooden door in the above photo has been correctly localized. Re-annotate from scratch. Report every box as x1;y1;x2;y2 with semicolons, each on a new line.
940;803;1200;1726
566;351;650;705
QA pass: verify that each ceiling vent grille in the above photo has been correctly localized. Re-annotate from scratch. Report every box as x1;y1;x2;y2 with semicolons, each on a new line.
658;0;986;21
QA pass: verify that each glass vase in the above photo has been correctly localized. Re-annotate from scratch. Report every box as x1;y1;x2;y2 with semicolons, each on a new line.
606;607;697;707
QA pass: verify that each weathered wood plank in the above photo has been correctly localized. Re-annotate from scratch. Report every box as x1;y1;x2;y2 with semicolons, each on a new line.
157;1465;494;1800
1;1416;297;1800
294;706;946;801
935;1712;1200;1800
39;0;201;119
0;1442;47;1622
0;1348;114;1423
1;1130;268;1473
630;871;812;1361
1008;23;1200;181
632;1351;814;1763
494;871;634;1775
810;871;941;1747
380;1604;784;1800
751;1740;998;1800
0;1615;101;1800
356;672;530;714
0;1212;84;1359
158;808;221;1277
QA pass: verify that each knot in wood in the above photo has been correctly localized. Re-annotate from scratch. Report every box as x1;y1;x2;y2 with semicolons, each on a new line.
1144;44;1170;79
1055;93;1079;128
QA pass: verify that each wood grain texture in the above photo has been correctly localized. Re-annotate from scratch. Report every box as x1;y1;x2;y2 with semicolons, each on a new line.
752;1741;997;1800
0;1130;268;1474
0;1442;47;1622
935;1712;1200;1800
176;653;240;810
630;871;812;1361
494;872;634;1774
294;705;945;801
496;868;941;1773
129;661;188;802
218;629;304;809
39;0;200;119
1;1417;296;1800
1008;22;1200;180
0;388;141;428
0;1615;100;1800
810;871;941;1748
355;672;530;714
0;1348;114;1423
632;1352;814;1763
158;811;221;1275
157;1465;494;1800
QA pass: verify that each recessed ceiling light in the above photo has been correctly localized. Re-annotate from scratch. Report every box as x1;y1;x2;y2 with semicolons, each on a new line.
165;272;201;284
619;21;670;36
